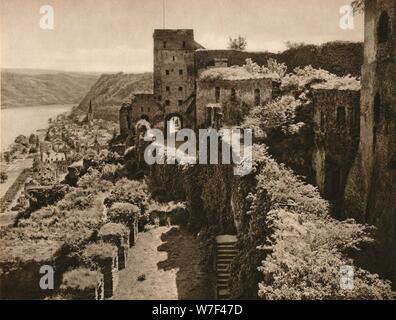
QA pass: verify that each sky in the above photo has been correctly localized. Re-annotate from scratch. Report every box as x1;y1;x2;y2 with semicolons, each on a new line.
0;0;364;73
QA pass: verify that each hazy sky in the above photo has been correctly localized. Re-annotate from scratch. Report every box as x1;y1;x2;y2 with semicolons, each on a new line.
0;0;364;73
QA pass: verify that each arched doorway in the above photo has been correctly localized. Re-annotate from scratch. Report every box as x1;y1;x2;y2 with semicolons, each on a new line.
165;113;183;138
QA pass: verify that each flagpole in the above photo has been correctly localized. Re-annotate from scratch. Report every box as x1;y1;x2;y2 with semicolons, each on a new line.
163;0;165;29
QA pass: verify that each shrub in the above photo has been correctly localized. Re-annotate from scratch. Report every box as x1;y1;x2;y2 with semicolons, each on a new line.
60;268;103;291
82;242;118;265
258;209;394;300
229;144;394;299
107;203;140;227
104;178;149;212
0;171;8;183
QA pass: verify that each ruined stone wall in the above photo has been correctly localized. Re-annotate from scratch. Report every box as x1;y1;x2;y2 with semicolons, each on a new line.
131;94;159;125
195;50;276;73
119;103;132;137
343;0;396;286
196;78;273;127
153;30;198;125
312;89;360;213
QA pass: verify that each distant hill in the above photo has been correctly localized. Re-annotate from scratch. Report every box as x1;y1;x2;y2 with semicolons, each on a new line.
78;72;153;110
1;71;99;108
77;72;153;121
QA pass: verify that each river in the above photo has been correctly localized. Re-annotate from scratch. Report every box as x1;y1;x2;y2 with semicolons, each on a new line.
0;104;74;152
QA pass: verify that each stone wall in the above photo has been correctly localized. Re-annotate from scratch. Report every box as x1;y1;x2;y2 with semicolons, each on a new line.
312;89;360;214
196;78;273;127
343;0;396;286
131;94;159;125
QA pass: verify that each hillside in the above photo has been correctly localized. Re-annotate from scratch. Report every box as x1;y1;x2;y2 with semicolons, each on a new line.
77;72;153;122
1;71;99;108
78;72;153;110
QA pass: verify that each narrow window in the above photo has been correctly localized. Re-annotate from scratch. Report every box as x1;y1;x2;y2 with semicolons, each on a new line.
163;41;167;49
148;107;150;113
320;111;325;129
336;106;346;127
166;86;170;92
173;56;175;61
166;70;170;76
178;86;183;92
231;88;236;102
254;89;261;106
378;11;390;44
215;87;221;103
182;41;186;48
179;69;183;75
165;100;170;106
141;107;144;112
178;100;183;106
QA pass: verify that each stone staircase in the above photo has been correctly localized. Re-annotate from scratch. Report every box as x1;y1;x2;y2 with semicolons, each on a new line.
215;235;238;300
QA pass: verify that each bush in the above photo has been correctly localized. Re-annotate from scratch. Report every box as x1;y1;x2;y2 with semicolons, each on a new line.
107;203;140;227
60;268;103;291
82;242;118;266
0;171;8;183
229;144;394;299
104;178;149;212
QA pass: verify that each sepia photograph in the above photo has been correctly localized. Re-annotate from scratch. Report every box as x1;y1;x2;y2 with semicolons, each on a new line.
0;0;395;305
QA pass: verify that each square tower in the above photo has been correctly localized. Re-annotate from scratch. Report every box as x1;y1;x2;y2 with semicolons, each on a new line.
153;29;203;122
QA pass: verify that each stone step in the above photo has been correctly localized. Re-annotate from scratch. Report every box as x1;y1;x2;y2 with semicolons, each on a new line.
217;279;229;285
216;266;230;272
217;249;238;254
217;272;230;279
217;243;237;248
217;255;236;260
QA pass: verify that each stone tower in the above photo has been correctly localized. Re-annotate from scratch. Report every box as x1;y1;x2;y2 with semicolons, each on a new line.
153;29;203;129
119;102;132;137
87;100;94;124
343;0;396;284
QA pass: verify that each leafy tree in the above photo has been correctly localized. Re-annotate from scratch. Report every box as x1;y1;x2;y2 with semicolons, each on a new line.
228;35;247;51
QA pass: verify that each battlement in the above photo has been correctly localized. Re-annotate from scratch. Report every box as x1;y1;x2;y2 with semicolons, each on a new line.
153;29;203;50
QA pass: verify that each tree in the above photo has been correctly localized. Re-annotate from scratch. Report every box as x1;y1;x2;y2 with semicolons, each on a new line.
351;0;364;14
0;171;8;183
228;35;247;51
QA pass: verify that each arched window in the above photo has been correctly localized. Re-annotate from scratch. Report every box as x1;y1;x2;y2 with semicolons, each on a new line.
377;11;390;44
254;89;261;106
336;106;346;127
215;87;221;103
